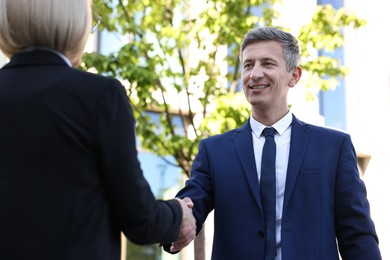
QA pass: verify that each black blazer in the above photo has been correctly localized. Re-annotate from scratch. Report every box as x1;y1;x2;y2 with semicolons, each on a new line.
0;50;182;260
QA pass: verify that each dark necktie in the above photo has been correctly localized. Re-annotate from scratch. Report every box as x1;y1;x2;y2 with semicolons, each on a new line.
260;127;276;260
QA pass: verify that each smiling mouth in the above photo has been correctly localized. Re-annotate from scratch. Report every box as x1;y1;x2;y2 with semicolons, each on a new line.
249;84;269;89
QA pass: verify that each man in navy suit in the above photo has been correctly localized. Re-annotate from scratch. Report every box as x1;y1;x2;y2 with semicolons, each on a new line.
166;26;382;259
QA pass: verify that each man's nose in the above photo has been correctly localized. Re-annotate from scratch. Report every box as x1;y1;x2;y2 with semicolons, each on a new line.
249;64;264;80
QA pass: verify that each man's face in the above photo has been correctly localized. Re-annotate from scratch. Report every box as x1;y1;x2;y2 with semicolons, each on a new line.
241;40;300;114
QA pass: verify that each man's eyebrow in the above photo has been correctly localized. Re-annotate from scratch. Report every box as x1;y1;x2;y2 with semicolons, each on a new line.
243;58;253;63
243;57;278;63
262;57;278;62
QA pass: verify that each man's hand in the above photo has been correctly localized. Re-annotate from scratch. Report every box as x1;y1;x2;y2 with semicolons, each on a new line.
170;197;196;252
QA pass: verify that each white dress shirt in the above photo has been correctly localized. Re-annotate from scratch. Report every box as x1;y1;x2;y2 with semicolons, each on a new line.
250;112;292;260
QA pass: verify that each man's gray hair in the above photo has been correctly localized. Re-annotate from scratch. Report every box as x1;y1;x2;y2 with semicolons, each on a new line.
239;26;300;72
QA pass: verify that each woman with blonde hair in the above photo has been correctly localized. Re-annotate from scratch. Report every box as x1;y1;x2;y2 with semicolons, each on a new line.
0;0;195;259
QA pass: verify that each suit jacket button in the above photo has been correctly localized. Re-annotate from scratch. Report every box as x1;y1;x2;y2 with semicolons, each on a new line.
257;231;264;239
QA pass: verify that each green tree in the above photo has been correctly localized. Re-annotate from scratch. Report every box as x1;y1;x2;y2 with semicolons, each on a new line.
81;1;365;259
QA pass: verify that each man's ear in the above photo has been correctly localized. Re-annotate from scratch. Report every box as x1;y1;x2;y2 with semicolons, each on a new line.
288;66;302;88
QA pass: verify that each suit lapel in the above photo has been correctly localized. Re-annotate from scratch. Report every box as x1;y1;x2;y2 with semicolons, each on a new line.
233;116;311;213
283;115;311;210
233;121;263;210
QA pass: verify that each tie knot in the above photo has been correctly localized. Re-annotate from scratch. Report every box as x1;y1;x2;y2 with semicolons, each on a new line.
262;127;276;138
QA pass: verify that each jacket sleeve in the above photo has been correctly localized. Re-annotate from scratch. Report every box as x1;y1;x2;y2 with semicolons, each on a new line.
178;140;214;235
96;78;182;245
335;134;382;259
163;139;214;254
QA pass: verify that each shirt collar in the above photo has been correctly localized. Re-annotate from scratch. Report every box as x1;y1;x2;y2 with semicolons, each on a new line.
21;46;72;67
250;111;293;138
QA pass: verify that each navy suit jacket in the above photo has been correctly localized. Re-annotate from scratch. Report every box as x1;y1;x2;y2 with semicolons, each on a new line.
177;115;381;260
0;50;182;260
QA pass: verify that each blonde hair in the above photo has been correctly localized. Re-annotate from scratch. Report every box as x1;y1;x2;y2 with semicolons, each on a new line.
0;0;92;66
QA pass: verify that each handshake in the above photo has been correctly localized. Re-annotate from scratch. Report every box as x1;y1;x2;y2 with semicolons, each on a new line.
170;197;197;253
